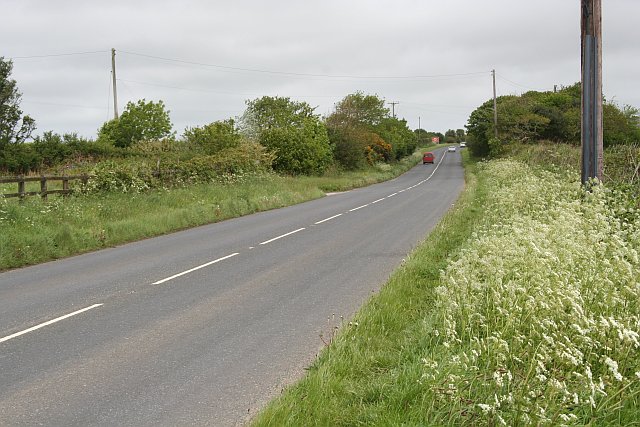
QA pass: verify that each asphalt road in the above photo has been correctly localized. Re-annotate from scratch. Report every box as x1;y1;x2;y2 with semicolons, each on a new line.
0;147;464;426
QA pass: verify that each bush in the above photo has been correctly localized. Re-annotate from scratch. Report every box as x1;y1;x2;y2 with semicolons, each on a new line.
98;99;174;148
183;119;242;154
87;160;154;193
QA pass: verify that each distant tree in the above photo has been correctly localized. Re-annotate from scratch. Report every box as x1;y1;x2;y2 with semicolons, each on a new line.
0;57;36;147
455;129;466;142
183;119;242;154
325;92;389;130
98;99;173;148
374;117;416;159
444;129;457;143
326;93;397;168
241;96;332;175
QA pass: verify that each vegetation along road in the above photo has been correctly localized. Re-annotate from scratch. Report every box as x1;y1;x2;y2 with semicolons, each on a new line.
0;146;464;426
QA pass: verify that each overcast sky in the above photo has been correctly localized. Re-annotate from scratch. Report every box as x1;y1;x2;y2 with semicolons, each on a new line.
3;0;639;140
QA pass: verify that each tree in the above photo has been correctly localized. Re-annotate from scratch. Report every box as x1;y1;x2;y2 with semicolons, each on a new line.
374;117;416;159
325;93;392;168
325;92;389;130
98;99;173;148
444;129;457;143
241;96;332;175
455;129;466;142
0;57;36;146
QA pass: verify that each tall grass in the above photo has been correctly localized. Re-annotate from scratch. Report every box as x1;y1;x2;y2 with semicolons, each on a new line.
252;155;640;425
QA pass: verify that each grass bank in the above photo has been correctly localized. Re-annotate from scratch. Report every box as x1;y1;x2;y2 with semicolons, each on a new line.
252;152;640;425
0;150;427;271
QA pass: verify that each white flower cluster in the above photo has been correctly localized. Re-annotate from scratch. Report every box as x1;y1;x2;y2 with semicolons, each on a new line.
430;159;640;424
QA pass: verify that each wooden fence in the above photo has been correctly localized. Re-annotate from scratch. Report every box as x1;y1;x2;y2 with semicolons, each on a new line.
0;175;90;200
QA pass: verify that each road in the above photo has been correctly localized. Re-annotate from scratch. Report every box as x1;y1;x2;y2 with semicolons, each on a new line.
0;147;464;426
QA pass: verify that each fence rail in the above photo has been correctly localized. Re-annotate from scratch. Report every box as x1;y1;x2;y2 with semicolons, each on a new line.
0;175;90;200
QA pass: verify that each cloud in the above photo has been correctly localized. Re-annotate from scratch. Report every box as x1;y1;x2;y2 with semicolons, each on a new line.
3;0;639;138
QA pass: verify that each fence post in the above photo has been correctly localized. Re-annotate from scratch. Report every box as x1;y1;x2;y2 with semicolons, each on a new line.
40;175;48;200
62;176;70;197
18;175;25;201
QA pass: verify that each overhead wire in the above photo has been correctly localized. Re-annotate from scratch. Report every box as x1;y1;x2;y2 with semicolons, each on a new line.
10;50;109;59
119;50;490;81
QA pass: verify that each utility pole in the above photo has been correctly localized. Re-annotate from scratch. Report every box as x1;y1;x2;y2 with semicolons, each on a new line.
492;69;498;139
581;0;603;183
388;101;399;118
111;48;119;120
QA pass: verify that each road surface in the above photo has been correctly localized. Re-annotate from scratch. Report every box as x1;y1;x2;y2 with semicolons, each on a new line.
0;147;464;426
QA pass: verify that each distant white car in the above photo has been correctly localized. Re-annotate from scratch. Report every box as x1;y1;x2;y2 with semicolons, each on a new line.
447;146;456;152
459;142;467;148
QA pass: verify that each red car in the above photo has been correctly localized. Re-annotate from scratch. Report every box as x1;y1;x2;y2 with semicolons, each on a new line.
423;152;435;164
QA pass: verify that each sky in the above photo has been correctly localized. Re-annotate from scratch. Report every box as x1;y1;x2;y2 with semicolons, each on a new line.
3;0;639;140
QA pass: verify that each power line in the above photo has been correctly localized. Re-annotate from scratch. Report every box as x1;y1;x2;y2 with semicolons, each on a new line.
9;50;109;59
119;50;490;80
495;73;542;91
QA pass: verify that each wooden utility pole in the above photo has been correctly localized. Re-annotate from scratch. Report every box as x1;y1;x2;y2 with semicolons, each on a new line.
388;101;399;118
581;0;603;183
492;69;498;138
111;48;119;119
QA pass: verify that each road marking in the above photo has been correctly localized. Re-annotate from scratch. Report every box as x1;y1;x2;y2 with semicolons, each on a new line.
398;189;406;193
349;204;369;212
260;228;306;245
0;304;103;344
387;192;398;198
314;214;343;225
371;198;385;204
153;253;240;285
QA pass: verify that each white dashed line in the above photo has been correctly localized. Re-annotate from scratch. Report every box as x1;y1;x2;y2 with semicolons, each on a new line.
314;214;343;225
371;198;385;204
153;253;240;285
260;228;306;245
387;192;398;198
0;304;104;344
349;204;369;212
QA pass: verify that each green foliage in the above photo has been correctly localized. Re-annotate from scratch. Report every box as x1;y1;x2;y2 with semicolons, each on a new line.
182;119;242;154
466;83;640;157
327;126;367;170
0;142;38;173
325;93;418;166
87;160;154;193
325;91;389;129
444;129;457;143
98;99;173;148
241;96;332;175
374;117;416;160
0;57;36;146
163;141;274;184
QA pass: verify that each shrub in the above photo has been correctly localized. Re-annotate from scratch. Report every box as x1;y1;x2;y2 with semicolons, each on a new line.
183;119;242;154
87;160;153;193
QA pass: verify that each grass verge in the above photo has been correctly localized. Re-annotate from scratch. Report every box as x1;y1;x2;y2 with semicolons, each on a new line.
252;151;486;425
0;150;428;271
252;151;640;425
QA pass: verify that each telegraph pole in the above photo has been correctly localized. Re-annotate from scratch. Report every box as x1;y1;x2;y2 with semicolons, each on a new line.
111;48;119;119
388;101;399;118
581;0;603;183
492;69;498;138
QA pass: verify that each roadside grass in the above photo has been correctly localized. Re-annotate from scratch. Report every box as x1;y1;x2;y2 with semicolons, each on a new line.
0;149;429;270
252;151;640;425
